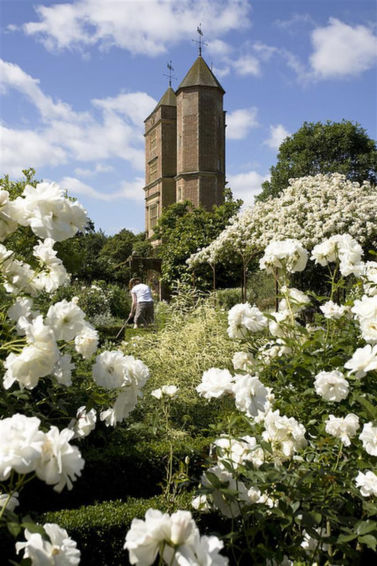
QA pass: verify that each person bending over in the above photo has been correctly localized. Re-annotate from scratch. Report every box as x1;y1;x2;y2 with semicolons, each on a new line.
129;277;154;328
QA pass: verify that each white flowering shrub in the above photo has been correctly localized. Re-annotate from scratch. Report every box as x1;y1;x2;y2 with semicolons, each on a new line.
187;174;377;290
0;179;150;562
192;235;377;564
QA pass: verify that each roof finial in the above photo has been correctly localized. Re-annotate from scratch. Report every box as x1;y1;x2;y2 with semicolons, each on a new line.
192;23;207;56
163;60;176;87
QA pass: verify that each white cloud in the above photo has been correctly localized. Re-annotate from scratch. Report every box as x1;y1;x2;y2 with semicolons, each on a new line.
274;13;315;31
227;107;258;140
0;59;156;175
252;41;278;61
74;163;114;177
232;54;261;76
0;59;85;122
92;92;158;126
207;39;232;57
212;65;231;78
22;0;251;56
227;170;268;205
310;18;377;79
60;176;145;202
0;126;66;176
264;124;291;150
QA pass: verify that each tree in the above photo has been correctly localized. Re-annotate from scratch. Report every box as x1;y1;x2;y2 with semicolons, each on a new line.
258;120;377;201
153;189;242;289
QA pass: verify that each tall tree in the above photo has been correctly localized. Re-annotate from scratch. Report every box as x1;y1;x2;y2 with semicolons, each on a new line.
153;189;242;289
258;120;377;201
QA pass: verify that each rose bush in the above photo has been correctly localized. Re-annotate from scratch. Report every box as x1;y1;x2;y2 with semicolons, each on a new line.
189;234;377;564
0;180;150;563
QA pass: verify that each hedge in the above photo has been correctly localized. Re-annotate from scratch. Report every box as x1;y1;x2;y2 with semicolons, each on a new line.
43;492;194;565
20;435;211;513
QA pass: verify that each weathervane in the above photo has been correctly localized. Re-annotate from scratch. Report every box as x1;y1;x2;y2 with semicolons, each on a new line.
192;23;208;56
163;60;176;87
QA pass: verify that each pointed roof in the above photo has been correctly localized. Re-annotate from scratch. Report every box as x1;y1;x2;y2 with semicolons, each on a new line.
176;56;225;94
154;87;177;110
145;86;176;122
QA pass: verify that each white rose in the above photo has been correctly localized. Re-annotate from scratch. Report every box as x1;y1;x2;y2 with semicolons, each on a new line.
314;370;349;402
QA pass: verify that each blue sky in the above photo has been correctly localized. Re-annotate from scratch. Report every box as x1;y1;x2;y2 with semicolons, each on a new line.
1;0;376;235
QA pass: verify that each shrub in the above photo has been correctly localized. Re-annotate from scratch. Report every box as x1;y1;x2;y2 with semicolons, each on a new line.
19;433;210;513
43;492;194;565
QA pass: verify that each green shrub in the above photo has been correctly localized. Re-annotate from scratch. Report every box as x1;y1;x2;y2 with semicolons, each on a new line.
214;287;242;309
247;269;276;310
20;434;210;513
43;492;194;565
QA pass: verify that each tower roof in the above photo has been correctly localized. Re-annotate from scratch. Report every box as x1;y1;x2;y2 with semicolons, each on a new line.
176;56;225;94
145;87;176;122
155;86;177;109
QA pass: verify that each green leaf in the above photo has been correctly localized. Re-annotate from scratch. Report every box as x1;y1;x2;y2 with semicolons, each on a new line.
355;395;377;420
358;534;377;551
337;532;357;543
7;521;21;537
356;520;377;536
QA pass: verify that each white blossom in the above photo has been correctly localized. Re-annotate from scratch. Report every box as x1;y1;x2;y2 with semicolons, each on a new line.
232;351;254;371
260;239;308;274
0;190;17;241
124;509;222;566
191;494;211;512
344;344;377;378
301;528;329;555
46;298;86;341
213;435;264;470
8;181;87;242
3;316;59;390
16;523;80;565
227;303;267;338
325;414;359;446
100;388;139;427
74;324;99;359
314;370;349;402
359;422;377;456
69;406;97;440
362;261;377;296
355;471;377;497
196;368;234;399
53;353;75;386
232;374;269;417
7;296;38;335
0;414;44;480
173;532;228;565
279;286;310;313
35;426;85;492
320;301;348;320
151;385;179;399
268;310;291;338
262;410;307;461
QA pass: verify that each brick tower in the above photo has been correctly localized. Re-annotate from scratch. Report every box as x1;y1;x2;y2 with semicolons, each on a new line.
175;56;225;211
144;86;177;237
143;56;226;239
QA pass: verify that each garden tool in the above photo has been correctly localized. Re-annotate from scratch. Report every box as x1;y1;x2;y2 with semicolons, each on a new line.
115;314;133;339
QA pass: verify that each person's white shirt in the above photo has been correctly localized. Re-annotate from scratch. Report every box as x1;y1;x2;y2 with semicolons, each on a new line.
131;283;153;303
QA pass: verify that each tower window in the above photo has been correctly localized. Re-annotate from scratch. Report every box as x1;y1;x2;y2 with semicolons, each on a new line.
150;129;157;152
149;159;158;181
149;203;159;229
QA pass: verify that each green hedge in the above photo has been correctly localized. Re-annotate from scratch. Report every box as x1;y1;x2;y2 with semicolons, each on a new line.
21;436;211;513
43;492;194;565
